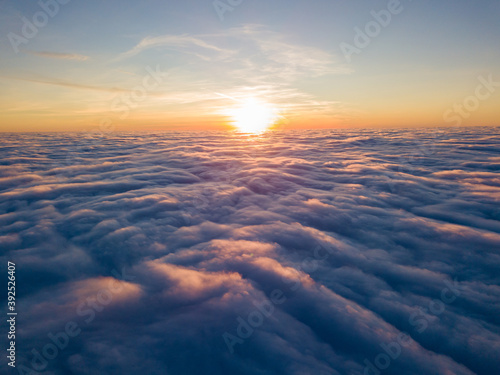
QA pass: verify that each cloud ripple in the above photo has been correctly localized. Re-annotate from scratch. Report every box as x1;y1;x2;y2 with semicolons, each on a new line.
0;127;499;375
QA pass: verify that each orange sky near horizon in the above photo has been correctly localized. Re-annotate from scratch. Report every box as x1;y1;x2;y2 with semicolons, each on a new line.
0;1;499;133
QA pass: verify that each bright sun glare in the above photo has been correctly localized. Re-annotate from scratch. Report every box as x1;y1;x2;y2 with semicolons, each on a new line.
229;98;280;133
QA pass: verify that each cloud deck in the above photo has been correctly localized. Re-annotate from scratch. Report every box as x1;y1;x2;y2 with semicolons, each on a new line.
0;128;499;374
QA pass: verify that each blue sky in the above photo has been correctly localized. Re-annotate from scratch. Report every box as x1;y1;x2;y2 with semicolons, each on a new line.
0;0;499;131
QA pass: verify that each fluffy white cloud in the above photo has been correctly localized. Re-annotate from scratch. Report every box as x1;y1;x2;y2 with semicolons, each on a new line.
0;128;499;374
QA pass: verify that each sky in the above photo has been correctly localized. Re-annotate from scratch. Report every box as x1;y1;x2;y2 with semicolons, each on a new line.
0;0;499;132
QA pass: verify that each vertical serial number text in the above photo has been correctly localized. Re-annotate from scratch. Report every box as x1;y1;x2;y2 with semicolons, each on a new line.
7;261;16;368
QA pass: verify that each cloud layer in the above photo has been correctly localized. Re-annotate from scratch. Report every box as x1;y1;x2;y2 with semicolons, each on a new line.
0;128;499;374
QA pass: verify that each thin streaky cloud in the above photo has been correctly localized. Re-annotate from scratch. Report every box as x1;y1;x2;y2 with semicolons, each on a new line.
206;24;352;76
0;75;162;95
115;34;232;61
213;92;242;103
27;51;90;61
114;25;350;79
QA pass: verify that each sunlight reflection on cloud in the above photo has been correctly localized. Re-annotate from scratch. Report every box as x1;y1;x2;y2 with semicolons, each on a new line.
0;128;499;374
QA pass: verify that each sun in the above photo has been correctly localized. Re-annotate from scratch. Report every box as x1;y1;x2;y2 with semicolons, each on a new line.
229;98;280;133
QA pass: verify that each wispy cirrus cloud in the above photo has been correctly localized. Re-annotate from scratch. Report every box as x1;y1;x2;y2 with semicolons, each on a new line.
2;25;353;127
219;24;352;78
0;75;134;93
115;34;233;61
116;24;351;81
204;85;354;121
27;51;90;61
109;24;353;122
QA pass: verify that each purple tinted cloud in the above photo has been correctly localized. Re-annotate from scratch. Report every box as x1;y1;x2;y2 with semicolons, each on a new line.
0;128;499;374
